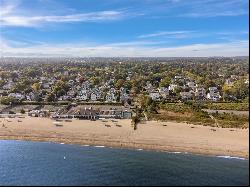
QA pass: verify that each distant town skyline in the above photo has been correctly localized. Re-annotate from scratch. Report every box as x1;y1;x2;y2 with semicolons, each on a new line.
0;0;249;57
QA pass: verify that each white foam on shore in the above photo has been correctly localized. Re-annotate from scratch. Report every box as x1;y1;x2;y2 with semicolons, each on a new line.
216;156;246;160
94;145;105;148
60;143;65;145
169;151;182;154
137;149;143;151
83;145;90;147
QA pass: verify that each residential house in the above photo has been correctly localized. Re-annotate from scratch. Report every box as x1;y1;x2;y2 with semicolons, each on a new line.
3;81;14;90
90;92;98;101
58;95;71;101
120;87;127;94
168;83;178;91
0;90;6;97
82;81;90;89
225;79;234;86
77;89;89;101
158;87;169;99
207;92;221;101
120;93;130;102
76;85;81;91
195;87;206;99
109;87;116;93
187;81;196;90
63;71;69;76
180;92;193;100
208;87;218;93
77;93;88;101
67;90;76;97
106;93;116;102
207;87;221;101
149;91;161;101
68;80;75;86
8;93;25;100
145;81;154;92
42;83;50;89
40;77;47;81
126;76;131;81
26;92;36;101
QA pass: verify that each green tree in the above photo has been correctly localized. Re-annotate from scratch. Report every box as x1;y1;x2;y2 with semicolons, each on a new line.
20;108;25;114
0;96;16;105
45;93;56;102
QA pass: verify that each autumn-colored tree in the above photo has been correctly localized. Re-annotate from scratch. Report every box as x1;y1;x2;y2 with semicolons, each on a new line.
32;83;41;92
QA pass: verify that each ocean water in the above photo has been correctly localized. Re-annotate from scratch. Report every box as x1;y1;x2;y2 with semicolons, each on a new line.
0;140;248;186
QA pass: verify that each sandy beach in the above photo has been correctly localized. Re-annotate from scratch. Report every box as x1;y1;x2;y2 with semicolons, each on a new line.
0;116;248;158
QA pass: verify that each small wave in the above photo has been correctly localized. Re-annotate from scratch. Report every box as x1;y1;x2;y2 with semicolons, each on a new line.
137;149;143;151
60;143;65;145
171;152;182;154
216;156;246;160
94;145;105;148
83;145;90;147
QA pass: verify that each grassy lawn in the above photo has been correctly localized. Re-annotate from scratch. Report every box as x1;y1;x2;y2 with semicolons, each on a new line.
148;103;249;128
203;102;249;111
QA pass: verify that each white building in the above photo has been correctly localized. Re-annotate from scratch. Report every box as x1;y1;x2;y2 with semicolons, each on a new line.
208;87;218;93
82;81;90;89
42;83;50;89
225;79;233;86
67;90;76;97
187;81;196;90
120;93;130;102
26;92;36;101
149;91;161;101
158;87;169;98
195;88;206;98
207;87;221;101
106;93;116;102
77;93;88;101
3;82;14;90
8;93;25;100
207;92;221;101
168;84;178;91
90;92;98;101
58;95;71;101
145;81;154;92
180;92;192;100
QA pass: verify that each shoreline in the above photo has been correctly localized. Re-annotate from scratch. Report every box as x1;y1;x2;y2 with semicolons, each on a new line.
0;137;248;160
0;116;248;159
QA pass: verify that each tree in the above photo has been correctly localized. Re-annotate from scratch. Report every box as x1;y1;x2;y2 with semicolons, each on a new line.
45;93;56;102
91;77;100;85
147;101;158;114
138;95;148;109
31;83;41;92
115;79;125;90
0;96;16;105
116;93;120;102
20;108;25;114
231;78;249;99
160;77;171;87
123;81;132;90
146;97;153;107
79;76;85;84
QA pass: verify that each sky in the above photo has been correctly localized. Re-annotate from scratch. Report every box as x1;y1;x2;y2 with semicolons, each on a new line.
0;0;249;57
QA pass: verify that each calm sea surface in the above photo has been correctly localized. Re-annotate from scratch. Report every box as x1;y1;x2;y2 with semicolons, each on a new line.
0;140;248;186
